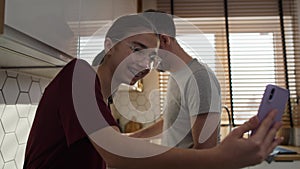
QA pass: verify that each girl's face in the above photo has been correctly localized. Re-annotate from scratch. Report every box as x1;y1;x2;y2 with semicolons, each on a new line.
108;33;159;86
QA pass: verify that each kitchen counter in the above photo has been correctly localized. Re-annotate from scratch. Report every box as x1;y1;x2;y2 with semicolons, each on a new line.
248;146;300;169
274;146;300;162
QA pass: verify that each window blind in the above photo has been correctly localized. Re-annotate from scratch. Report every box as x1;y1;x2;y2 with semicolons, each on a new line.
68;20;111;64
157;0;300;126
159;72;170;112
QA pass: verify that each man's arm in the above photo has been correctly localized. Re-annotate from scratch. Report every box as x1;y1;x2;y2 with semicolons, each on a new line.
191;113;219;149
88;110;282;169
186;67;221;149
128;118;164;138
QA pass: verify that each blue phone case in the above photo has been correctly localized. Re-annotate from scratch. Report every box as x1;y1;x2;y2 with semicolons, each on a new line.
252;84;289;134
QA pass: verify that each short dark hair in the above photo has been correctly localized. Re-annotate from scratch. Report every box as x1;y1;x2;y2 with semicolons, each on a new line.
142;9;176;38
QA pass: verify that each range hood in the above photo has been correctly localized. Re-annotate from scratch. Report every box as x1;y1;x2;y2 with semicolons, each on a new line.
0;25;74;78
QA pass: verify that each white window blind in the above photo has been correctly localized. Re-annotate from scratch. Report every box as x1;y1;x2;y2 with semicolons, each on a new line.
158;0;300;126
68;20;111;64
159;72;170;112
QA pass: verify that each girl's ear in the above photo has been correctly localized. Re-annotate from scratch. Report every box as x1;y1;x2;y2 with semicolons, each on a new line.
159;34;171;48
104;38;113;53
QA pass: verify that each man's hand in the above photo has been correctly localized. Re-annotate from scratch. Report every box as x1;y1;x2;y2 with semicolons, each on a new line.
216;109;283;169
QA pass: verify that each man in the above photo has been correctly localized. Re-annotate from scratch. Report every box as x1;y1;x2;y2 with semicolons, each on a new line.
131;10;221;149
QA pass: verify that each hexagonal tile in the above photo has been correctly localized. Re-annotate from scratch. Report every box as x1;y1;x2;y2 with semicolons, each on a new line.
120;92;130;99
2;78;19;105
131;101;138;108
118;94;130;106
148;89;160;103
0;124;4;145
16;105;30;118
0;91;5;104
28;105;37;126
15;118;30;144
136;95;146;106
17;93;30;105
116;105;129;118
1;105;19;133
149;97;159;108
0;92;5;117
16;93;31;118
137;105;147;111
6;71;18;78
145;102;151;109
17;74;32;92
123;113;133;121
112;95;119;104
149;89;160;98
136;115;146;124
128;105;136;112
0;154;3;169
1;133;18;162
29;82;42;105
15;144;26;169
4;161;17;169
31;77;39;82
0;71;7;89
129;92;138;100
39;78;50;93
144;111;156;123
152;106;161;119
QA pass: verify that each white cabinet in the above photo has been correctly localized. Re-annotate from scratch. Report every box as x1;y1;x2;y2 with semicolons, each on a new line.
5;0;137;58
1;0;136;77
5;0;80;57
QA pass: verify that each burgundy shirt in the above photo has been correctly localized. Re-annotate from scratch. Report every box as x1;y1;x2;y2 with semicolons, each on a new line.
24;59;117;169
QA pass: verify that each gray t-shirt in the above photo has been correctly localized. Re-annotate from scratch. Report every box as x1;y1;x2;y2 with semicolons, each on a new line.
162;59;221;148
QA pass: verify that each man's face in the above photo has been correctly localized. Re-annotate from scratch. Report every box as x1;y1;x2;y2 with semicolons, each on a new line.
110;33;159;86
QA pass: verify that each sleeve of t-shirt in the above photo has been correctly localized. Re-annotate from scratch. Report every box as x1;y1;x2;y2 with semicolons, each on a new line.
58;59;117;146
185;69;221;117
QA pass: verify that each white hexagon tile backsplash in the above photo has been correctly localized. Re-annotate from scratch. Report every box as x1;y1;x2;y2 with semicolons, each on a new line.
0;70;50;169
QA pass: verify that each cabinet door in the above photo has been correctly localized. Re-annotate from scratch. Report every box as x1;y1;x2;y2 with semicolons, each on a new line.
5;0;80;57
5;0;137;59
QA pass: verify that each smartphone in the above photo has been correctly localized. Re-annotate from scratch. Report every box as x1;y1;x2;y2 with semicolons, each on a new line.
251;84;289;134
